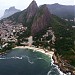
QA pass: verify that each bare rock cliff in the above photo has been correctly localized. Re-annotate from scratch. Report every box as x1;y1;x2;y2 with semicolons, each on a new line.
31;5;52;36
18;0;38;25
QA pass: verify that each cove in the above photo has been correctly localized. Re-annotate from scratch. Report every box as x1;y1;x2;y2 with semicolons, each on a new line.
0;48;65;75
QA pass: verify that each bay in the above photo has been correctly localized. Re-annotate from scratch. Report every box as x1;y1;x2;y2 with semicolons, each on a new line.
0;48;66;75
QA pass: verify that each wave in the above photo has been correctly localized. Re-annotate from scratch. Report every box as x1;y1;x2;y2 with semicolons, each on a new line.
36;57;50;64
11;56;22;59
0;58;6;59
0;57;22;60
0;55;34;64
47;55;67;75
22;55;34;64
37;58;43;60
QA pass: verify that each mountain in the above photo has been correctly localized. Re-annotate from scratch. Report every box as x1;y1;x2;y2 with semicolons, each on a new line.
0;1;74;37
31;5;52;35
31;4;74;37
6;0;38;27
18;0;38;26
47;3;75;20
0;0;75;73
1;6;21;19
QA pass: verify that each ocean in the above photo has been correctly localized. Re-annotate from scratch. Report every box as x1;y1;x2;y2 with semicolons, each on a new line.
0;48;69;75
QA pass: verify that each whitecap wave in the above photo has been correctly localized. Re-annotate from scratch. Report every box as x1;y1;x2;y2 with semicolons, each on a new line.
11;56;22;59
0;58;6;59
47;70;51;75
22;55;34;64
37;58;43;60
0;55;34;64
47;55;67;75
0;56;22;60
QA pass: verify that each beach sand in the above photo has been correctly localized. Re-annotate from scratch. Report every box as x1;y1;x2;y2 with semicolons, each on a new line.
13;46;54;57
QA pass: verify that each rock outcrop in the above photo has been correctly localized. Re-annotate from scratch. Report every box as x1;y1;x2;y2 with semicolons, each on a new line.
18;0;38;26
31;5;52;36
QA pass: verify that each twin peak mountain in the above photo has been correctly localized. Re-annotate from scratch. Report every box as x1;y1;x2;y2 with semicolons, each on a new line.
1;0;69;36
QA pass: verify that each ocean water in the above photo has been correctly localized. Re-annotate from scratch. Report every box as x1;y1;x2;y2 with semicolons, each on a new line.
0;48;68;75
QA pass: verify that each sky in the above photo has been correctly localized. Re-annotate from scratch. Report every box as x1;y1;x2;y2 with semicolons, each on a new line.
0;0;74;17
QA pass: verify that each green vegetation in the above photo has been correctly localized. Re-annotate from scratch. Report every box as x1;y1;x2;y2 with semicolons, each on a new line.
7;11;21;22
0;42;15;53
51;16;75;67
33;14;75;67
0;2;75;71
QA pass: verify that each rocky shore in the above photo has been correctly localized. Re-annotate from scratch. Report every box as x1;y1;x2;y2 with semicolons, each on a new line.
0;50;11;56
14;46;74;75
52;53;75;75
0;46;75;75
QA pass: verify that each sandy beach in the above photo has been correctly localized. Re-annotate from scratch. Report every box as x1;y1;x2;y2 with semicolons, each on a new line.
13;46;67;75
13;46;54;57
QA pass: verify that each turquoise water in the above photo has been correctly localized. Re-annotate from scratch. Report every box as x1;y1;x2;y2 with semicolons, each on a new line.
0;48;65;75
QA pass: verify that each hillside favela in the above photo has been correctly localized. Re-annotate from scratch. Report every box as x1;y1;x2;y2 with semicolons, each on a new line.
0;0;75;75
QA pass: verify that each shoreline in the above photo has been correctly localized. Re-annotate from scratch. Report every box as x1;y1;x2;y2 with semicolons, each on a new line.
52;54;75;75
13;46;67;75
0;46;74;75
13;46;54;57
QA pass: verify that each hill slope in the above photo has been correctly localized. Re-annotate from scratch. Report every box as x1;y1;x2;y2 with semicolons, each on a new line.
47;3;75;20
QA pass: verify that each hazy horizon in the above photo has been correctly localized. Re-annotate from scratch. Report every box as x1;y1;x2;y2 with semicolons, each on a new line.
0;0;74;18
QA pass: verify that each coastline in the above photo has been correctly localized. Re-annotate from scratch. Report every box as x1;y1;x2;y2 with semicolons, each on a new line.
13;46;54;57
52;54;75;75
13;46;67;75
0;46;74;75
